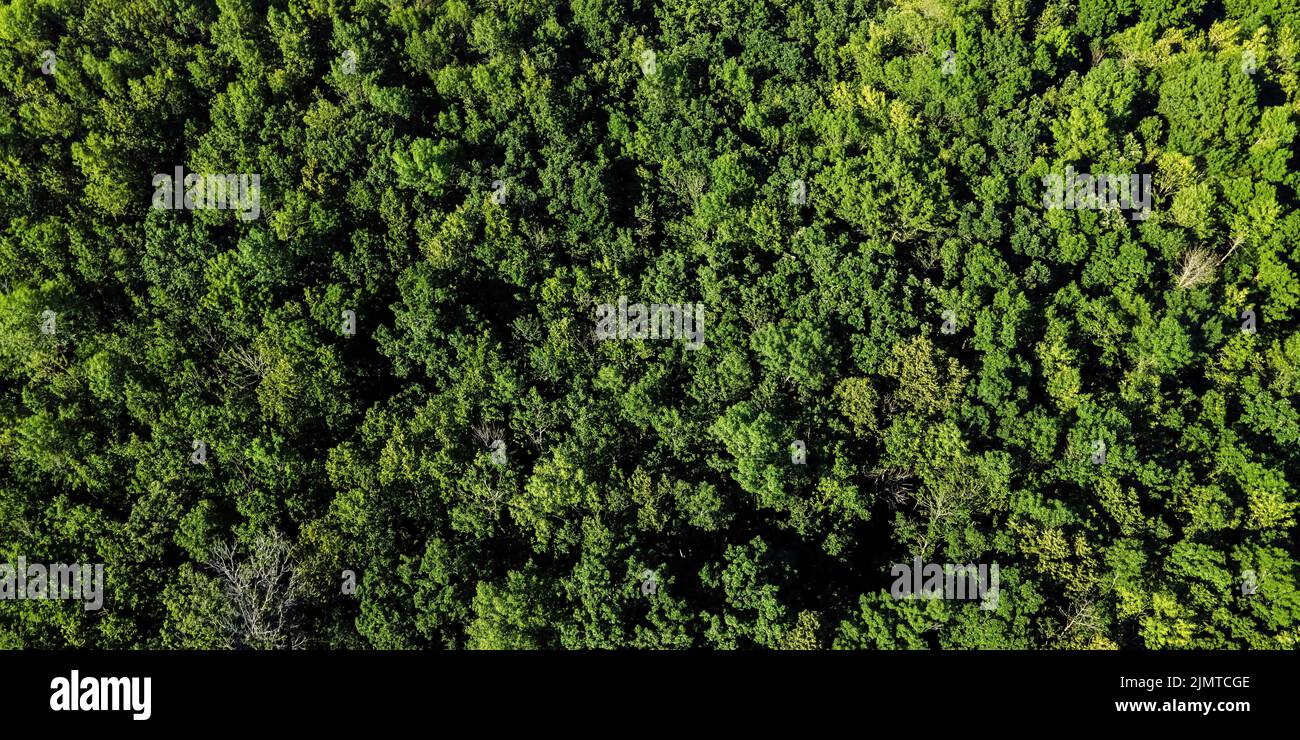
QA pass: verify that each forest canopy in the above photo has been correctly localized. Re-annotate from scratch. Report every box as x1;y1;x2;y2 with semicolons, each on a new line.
1;0;1299;649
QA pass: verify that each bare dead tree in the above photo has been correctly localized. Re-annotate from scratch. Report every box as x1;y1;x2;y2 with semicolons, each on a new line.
472;422;505;449
1175;247;1216;290
222;342;270;390
1056;597;1105;646
870;467;915;510
195;321;227;355
913;475;966;523
206;530;304;650
880;392;900;416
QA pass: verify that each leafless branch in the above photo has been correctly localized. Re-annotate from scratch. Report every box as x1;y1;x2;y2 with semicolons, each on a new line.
206;530;304;650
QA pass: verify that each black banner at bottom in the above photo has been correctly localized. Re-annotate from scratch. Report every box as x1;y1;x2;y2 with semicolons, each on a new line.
3;650;1290;730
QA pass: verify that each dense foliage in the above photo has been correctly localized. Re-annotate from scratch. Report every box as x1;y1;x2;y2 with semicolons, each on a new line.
2;0;1299;649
